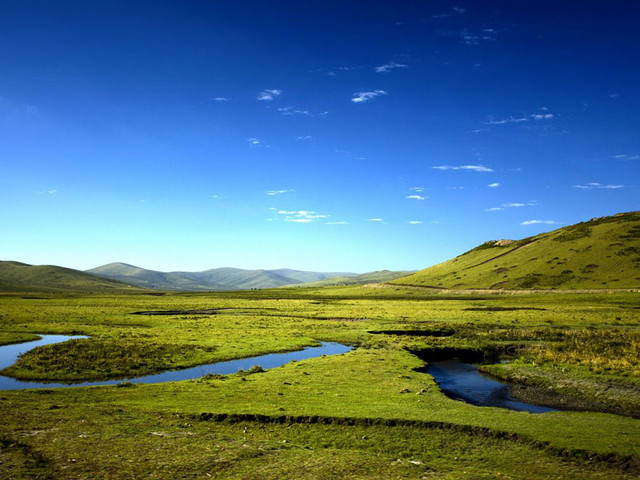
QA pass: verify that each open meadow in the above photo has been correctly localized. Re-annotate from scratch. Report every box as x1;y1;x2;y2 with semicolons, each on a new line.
1;287;638;479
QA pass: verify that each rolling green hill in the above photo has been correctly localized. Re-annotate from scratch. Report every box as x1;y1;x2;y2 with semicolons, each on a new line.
87;263;357;291
0;261;143;292
393;211;640;289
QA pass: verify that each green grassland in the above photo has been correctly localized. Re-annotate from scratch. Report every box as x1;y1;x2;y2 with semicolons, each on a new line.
394;211;640;289
0;287;639;478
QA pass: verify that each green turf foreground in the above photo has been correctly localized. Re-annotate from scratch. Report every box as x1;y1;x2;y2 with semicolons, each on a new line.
0;288;639;478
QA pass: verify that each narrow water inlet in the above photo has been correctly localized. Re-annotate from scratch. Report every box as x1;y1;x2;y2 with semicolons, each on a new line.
426;359;558;414
0;335;352;390
411;348;558;414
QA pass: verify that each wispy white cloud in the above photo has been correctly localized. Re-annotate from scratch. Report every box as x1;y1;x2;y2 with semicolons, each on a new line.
367;218;384;222
573;182;624;190
351;90;387;103
433;165;493;172
486;116;528;125
521;220;562;225
487;183;500;188
335;149;367;160
375;61;408;73
276;210;329;223
531;113;555;120
266;189;294;196
211;97;230;102
321;66;361;76
278;107;328;117
296;135;313;140
408;220;423;224
327;221;349;225
406;195;425;200
433;6;466;19
610;154;640;161
485;201;537;212
257;89;282;101
208;194;222;199
409;187;425;192
247;137;266;146
486;112;555;125
454;28;496;45
36;189;57;195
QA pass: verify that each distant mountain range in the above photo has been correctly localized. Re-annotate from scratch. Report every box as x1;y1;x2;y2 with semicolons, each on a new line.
0;261;412;293
85;263;362;291
286;270;416;288
394;211;640;289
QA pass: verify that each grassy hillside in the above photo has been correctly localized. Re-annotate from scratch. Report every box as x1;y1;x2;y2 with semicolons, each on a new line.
87;263;357;291
394;211;640;289
0;261;142;292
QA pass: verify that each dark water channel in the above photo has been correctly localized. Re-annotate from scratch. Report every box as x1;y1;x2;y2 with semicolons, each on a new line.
0;335;351;390
427;359;558;413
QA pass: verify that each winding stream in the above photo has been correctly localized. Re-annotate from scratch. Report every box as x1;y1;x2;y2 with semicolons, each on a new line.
0;335;352;390
427;359;558;413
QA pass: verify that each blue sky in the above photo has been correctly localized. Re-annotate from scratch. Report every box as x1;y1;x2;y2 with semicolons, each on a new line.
1;0;639;273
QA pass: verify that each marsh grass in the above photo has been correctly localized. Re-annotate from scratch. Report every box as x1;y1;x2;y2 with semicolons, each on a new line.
523;328;640;376
0;288;639;477
3;338;218;381
1;404;634;480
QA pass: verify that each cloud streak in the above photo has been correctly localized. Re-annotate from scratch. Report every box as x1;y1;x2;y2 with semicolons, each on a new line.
278;107;328;117
433;165;493;172
257;89;282;101
375;61;407;73
276;210;329;223
247;137;270;147
351;90;387;103
266;189;294;196
521;220;562;225
573;182;624;190
485;201;537;212
406;195;425;200
486;112;555;125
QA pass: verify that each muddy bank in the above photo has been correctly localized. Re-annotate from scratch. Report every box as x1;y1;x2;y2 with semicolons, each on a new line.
508;384;638;417
480;367;640;418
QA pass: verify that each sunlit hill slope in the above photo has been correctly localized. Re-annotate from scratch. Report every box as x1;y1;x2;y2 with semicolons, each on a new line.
0;261;142;292
393;211;640;289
